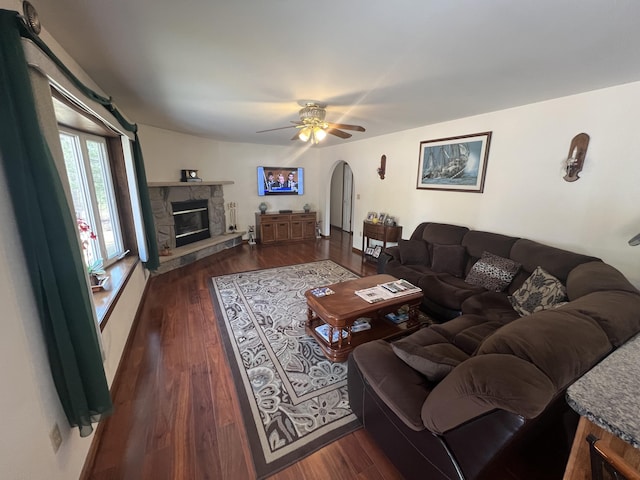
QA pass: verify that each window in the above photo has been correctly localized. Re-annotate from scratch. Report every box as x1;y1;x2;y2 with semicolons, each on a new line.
59;128;124;268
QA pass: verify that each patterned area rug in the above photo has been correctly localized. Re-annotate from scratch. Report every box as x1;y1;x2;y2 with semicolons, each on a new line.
209;260;363;479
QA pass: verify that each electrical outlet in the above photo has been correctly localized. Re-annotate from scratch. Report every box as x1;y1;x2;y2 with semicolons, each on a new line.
50;423;62;453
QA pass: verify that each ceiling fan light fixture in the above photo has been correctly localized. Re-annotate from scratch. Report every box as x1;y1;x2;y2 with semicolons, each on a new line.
314;126;327;142
298;127;311;142
257;102;364;143
299;103;326;122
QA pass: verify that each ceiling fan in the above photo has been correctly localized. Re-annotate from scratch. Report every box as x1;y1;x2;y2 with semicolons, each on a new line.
257;102;365;144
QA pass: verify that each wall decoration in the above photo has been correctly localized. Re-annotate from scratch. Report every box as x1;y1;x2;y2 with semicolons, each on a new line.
377;154;386;179
416;132;492;192
563;133;589;182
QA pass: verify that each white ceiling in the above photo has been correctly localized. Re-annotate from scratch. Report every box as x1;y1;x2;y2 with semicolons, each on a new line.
33;0;640;146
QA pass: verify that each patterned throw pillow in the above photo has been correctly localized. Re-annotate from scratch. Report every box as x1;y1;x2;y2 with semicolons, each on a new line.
465;251;521;292
509;266;568;316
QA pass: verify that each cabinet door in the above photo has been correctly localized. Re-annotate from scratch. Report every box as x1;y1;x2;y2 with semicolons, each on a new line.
302;220;316;239
290;220;303;239
275;222;290;241
261;223;276;243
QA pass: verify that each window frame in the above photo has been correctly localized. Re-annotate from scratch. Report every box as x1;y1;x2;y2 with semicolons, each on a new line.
59;126;125;268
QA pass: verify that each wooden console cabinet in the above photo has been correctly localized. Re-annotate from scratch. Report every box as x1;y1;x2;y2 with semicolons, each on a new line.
362;221;402;262
255;211;317;244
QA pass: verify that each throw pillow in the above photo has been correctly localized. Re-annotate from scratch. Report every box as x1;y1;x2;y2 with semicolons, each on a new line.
391;341;469;382
431;244;467;277
398;239;428;265
465;251;521;292
509;266;568;316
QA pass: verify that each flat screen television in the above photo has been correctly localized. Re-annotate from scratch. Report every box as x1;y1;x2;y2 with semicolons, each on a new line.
257;166;304;196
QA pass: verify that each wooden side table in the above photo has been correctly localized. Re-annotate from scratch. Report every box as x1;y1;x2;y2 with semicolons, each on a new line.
362;221;402;262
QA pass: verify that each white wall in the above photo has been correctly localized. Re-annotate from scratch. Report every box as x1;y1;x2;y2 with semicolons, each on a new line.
139;124;322;234
319;82;640;287
139;83;640;288
0;1;148;478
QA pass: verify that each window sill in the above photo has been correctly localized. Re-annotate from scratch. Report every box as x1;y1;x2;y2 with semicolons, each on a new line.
91;255;140;330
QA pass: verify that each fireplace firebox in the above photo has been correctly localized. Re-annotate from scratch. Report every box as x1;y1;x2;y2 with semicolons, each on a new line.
172;199;210;247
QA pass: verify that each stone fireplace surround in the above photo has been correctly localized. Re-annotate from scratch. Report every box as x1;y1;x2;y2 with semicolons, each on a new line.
148;181;242;274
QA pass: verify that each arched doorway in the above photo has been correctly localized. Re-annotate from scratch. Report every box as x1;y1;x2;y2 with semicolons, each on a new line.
329;161;354;233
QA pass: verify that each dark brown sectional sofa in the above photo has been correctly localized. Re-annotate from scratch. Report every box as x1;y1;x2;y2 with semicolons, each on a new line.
348;222;640;480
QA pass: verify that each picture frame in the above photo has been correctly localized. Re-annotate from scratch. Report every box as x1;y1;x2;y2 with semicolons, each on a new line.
384;216;395;226
366;211;377;221
416;131;492;193
372;245;382;258
378;213;387;224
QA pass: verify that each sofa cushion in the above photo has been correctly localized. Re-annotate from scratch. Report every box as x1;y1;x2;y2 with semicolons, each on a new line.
461;292;521;324
462;230;519;264
431;244;466;277
384;260;435;287
418;274;485;311
398;239;429;265
478;310;612;390
421;223;469;245
391;328;470;381
465;251;521;292
509;239;599;286
564;291;640;347
509;266;567;316
429;314;500;355
567;261;640;300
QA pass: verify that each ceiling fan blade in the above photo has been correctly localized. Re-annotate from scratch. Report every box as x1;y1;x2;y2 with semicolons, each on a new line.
327;128;352;139
256;125;297;133
291;132;301;141
327;123;365;132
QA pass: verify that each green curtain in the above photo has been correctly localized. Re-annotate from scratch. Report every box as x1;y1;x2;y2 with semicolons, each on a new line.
132;132;160;269
0;10;115;436
13;12;160;270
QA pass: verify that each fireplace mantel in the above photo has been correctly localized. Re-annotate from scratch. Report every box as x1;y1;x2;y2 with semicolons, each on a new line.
148;181;234;187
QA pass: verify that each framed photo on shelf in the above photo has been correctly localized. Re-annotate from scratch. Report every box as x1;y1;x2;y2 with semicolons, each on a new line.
372;245;382;258
365;247;375;256
366;211;377;221
384;216;395;226
416;131;492;193
378;213;387;224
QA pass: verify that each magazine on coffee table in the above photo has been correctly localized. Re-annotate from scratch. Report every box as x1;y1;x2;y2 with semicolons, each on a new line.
314;324;348;343
379;279;419;294
355;280;420;303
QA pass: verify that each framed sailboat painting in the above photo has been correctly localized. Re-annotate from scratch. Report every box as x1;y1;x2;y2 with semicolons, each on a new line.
416;132;492;192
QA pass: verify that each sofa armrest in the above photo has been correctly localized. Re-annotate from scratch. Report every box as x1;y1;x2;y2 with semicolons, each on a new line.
421;354;556;434
377;247;397;274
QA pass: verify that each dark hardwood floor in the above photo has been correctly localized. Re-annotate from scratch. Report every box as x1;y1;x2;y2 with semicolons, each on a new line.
84;228;404;479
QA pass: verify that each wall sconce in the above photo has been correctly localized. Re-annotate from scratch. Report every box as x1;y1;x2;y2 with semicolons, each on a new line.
563;133;590;182
377;154;386;180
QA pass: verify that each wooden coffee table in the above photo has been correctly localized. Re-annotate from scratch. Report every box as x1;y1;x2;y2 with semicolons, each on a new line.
305;274;423;362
